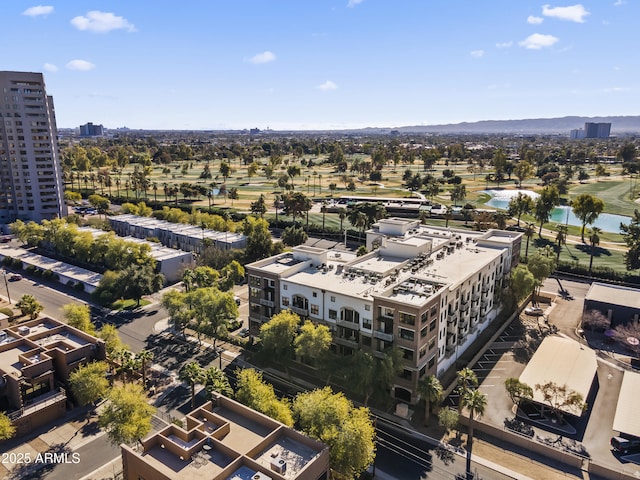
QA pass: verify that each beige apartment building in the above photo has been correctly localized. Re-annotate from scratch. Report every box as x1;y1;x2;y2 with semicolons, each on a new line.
246;218;522;404
121;393;330;480
0;317;106;436
0;71;66;226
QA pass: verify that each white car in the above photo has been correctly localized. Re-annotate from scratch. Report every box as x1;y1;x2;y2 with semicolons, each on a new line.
524;306;544;316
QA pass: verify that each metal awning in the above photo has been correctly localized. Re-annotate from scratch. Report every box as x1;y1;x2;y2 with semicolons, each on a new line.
613;372;640;438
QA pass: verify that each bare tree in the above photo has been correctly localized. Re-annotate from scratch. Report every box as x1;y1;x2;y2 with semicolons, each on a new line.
582;310;610;332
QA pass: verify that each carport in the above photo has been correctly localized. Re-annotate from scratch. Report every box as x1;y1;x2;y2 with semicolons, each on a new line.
519;336;597;423
613;371;640;439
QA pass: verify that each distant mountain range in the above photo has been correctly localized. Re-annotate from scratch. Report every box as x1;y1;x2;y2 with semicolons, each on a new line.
356;116;640;135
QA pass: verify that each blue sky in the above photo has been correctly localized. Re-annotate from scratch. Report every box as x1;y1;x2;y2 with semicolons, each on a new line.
2;1;638;130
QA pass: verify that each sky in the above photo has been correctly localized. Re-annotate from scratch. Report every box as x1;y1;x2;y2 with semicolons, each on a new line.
2;1;639;130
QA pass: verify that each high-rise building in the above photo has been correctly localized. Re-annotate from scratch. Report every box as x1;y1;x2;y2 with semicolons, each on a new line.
584;122;611;139
0;71;65;225
79;122;104;137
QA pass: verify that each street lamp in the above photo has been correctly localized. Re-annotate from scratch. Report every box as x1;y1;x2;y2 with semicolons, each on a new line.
1;269;10;303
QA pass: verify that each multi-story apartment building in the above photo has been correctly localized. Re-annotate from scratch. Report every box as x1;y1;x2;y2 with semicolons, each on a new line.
121;394;330;480
79;122;104;137
246;218;522;404
0;71;65;226
0;317;106;436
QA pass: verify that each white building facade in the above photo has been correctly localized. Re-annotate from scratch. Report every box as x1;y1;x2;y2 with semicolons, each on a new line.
247;218;522;404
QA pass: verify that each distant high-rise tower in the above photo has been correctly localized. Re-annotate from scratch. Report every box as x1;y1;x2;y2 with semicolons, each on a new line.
79;122;104;137
584;122;611;139
0;71;65;225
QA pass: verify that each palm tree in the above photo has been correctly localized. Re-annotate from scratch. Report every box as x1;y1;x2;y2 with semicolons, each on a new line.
135;349;154;390
524;222;535;261
338;207;346;232
456;367;478;413
555;225;568;263
461;388;487;475
444;206;453;228
418;375;443;426
152;182;158;203
180;362;204;408
203;366;233;399
588;227;601;274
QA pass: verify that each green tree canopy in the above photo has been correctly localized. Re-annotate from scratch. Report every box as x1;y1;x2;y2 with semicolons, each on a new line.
510;265;536;302
235;368;293;426
180;361;205;408
203;366;233;399
294;321;332;366
63;303;95;335
16;294;43;319
0;411;16;440
69;361;110;406
293;387;375;479
99;383;156;446
572;193;605;242
243;216;274;262
621;210;640;271
418;375;443;426
260;310;301;359
504;378;533;405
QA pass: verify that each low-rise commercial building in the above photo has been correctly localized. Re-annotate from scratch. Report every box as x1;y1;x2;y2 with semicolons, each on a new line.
0;317;106;436
121;393;330;480
246;218;522;403
109;214;246;253
584;283;640;327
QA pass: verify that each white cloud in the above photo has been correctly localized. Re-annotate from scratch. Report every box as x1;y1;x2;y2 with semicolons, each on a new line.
66;59;96;71
249;51;276;64
614;0;626;5
542;4;590;23
22;5;54;17
470;50;485;58
347;0;364;7
43;63;58;72
70;11;136;33
603;86;630;93
519;33;559;49
527;15;544;24
317;80;338;91
496;41;513;48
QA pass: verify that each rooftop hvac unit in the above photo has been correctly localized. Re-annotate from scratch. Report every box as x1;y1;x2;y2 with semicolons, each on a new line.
17;326;31;336
252;473;272;480
270;456;287;474
0;331;6;341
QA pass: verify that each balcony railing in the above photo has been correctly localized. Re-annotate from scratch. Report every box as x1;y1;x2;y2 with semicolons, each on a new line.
337;319;359;329
290;306;308;316
373;330;394;342
334;336;359;349
259;298;275;308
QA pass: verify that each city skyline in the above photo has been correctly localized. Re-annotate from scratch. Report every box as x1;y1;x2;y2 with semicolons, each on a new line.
2;1;638;130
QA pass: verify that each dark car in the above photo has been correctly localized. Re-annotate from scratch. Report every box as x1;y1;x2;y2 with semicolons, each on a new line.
611;436;640;454
239;328;249;338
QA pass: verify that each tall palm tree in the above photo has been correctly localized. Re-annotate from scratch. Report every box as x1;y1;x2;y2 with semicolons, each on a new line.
588;227;601;274
135;349;154;390
444;206;453;228
456;368;478;413
524;222;535;261
462;388;487;477
418;375;443;426
180;362;204;408
555;225;568;263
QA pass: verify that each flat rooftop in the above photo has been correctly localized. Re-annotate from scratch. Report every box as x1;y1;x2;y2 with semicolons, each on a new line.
613;371;640;438
0;341;45;377
211;405;273;454
255;434;322;479
585;283;640;310
519;336;597;416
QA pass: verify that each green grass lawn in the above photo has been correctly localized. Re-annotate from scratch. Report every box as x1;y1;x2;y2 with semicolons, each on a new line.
569;180;639;216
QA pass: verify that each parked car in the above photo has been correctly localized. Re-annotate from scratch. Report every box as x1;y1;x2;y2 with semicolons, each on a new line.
611;436;640;454
8;274;22;281
524;306;544;316
239;328;249;338
233;295;241;306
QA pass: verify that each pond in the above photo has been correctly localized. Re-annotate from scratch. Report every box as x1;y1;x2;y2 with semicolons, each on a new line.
482;189;631;233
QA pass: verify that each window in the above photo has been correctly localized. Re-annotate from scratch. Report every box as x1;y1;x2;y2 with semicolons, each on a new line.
400;369;412;380
362;336;372;347
421;326;427;338
428;337;436;350
380;307;394;318
311;304;319;315
401;348;414;361
283;284;288;290
282;297;290;306
399;312;416;326
312;292;317;298
249;275;261;287
365;304;371;311
429;319;437;332
421;312;428;324
419;365;427;378
328;309;337;320
398;328;414;341
250;287;261;298
330;296;336;302
363;318;372;329
419;346;427;358
430;305;437;317
428;355;436;369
